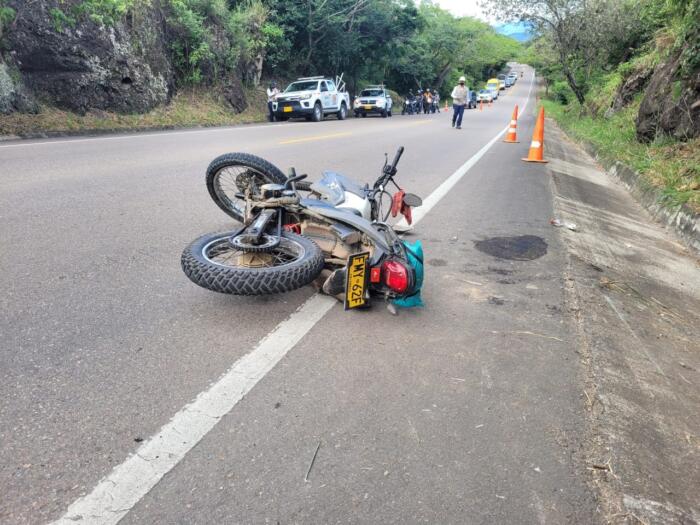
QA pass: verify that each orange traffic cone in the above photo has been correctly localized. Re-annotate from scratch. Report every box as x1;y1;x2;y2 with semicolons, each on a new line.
522;107;548;163
503;105;519;143
479;100;483;111
444;101;449;112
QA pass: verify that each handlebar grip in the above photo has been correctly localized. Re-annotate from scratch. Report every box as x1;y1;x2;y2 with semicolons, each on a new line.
390;146;404;170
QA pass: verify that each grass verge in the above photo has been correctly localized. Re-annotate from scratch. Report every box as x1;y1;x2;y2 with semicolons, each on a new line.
0;86;269;136
542;98;699;213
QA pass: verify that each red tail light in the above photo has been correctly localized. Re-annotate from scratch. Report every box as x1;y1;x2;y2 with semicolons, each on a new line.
382;260;410;293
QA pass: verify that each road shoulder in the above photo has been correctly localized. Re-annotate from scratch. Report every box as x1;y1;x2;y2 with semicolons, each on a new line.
547;122;700;524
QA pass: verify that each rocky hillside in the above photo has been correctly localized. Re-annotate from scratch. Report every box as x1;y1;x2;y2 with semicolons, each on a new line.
1;0;171;114
635;41;700;142
0;0;247;116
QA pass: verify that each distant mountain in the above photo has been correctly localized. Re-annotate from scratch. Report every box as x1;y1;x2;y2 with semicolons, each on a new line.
494;22;532;42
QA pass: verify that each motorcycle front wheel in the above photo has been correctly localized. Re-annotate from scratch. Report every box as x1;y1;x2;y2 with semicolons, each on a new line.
206;153;287;222
182;231;324;295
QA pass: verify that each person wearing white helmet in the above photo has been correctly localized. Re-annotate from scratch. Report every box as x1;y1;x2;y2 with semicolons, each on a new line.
450;76;468;129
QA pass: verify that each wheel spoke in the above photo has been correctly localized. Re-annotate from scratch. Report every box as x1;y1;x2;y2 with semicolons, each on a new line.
204;238;301;270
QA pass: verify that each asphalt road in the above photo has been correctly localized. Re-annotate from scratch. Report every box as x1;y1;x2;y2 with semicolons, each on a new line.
1;67;599;523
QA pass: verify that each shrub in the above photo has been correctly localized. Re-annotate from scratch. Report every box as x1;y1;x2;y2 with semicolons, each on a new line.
551;80;574;104
0;1;15;38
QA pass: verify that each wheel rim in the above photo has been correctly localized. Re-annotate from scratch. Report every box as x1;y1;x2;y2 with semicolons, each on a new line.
203;236;306;269
314;105;321;119
212;165;276;216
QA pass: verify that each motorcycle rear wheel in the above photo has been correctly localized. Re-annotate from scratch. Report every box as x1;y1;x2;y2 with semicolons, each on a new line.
182;231;324;295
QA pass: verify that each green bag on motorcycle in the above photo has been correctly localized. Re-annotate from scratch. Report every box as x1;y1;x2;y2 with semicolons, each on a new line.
393;240;424;308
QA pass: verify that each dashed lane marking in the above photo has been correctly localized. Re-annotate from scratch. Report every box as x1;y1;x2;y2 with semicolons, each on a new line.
279;131;353;145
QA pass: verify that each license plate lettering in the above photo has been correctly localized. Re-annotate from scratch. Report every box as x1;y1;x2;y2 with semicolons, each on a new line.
345;253;369;309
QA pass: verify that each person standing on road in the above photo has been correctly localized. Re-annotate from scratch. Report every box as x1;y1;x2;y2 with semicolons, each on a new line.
451;76;468;129
266;81;279;122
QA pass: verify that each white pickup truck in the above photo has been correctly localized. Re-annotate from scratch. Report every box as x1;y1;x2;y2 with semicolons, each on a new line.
273;76;351;122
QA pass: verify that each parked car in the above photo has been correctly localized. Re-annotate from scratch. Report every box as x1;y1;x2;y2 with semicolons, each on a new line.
477;89;493;103
273;76;350;122
505;77;514;88
488;87;499;100
354;85;393;118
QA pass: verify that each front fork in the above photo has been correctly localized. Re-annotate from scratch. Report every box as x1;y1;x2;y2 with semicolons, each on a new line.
231;208;281;245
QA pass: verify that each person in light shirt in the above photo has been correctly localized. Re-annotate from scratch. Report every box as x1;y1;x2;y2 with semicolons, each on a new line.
266;81;279;122
450;76;468;129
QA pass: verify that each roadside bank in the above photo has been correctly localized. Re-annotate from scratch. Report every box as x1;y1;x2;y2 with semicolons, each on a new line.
545;120;700;525
541;100;699;254
0;87;269;139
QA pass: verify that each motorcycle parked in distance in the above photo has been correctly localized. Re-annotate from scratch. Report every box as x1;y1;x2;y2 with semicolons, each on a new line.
401;95;417;115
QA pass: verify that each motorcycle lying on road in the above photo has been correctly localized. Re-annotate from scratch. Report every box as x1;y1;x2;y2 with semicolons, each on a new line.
181;147;425;310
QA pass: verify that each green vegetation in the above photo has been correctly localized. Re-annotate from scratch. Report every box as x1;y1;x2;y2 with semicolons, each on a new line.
0;86;269;135
0;1;15;38
542;98;699;211
73;0;138;26
484;0;699;212
485;0;697;106
42;0;520;94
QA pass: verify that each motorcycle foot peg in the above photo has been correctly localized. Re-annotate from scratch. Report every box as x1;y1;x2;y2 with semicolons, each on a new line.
322;268;346;297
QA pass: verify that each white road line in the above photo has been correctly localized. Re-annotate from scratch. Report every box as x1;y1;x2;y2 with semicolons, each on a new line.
51;69;535;525
52;294;336;525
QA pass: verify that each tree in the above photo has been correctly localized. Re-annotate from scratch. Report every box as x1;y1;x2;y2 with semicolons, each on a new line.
481;0;642;104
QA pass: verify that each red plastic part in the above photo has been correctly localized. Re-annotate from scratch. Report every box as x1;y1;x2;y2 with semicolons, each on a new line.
401;205;413;225
382;260;409;293
391;190;405;217
370;266;381;283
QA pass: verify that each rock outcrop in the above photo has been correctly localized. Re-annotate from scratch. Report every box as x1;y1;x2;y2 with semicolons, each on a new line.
636;46;700;142
223;75;247;113
611;67;653;113
0;58;39;114
2;0;173;114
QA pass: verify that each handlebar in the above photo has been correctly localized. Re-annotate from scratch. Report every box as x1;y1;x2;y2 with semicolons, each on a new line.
382;146;404;177
390;146;404;172
285;167;308;190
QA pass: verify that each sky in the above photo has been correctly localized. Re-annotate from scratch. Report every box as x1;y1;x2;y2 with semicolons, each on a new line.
433;0;496;23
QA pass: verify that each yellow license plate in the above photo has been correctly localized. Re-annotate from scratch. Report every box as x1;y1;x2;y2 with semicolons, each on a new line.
345;252;370;309
283;106;292;113
363;105;373;110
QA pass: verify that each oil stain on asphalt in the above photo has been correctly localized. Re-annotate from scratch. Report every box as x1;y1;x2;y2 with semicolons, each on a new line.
474;235;548;261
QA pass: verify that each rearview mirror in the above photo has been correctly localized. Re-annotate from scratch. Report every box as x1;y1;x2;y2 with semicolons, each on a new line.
403;193;422;207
